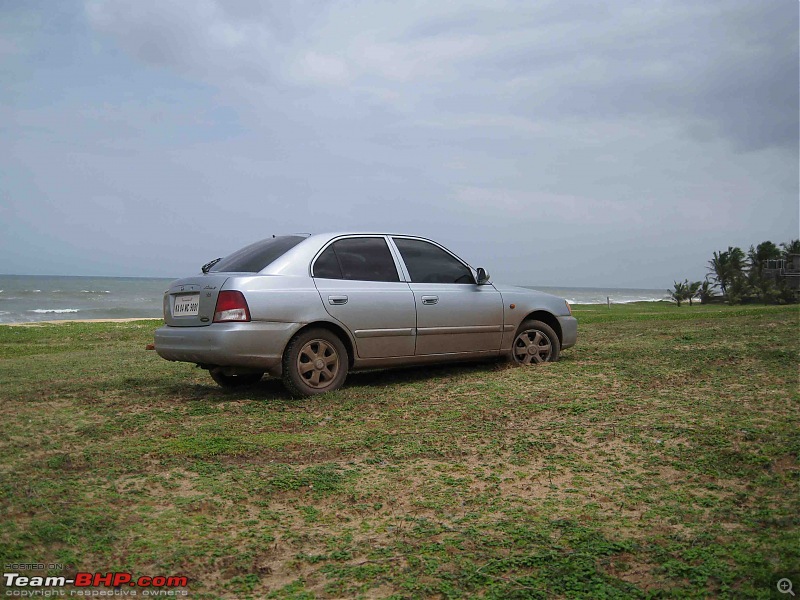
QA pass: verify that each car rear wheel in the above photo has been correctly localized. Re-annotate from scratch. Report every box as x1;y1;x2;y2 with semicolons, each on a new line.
210;370;264;388
511;320;560;365
282;328;349;397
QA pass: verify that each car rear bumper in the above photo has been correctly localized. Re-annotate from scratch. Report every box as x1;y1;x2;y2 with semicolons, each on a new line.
154;321;302;375
558;316;578;349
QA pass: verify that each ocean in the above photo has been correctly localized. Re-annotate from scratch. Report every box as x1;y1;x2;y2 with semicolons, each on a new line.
0;275;670;324
0;275;172;324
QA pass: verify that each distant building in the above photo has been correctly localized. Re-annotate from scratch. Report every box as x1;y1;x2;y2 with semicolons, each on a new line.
762;254;800;293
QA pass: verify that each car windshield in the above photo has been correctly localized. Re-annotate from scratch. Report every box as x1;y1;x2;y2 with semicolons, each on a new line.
208;236;305;273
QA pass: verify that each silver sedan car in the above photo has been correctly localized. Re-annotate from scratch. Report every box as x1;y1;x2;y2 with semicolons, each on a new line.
154;233;577;396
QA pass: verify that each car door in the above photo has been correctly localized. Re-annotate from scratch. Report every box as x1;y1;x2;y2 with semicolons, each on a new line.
390;236;504;355
312;236;416;358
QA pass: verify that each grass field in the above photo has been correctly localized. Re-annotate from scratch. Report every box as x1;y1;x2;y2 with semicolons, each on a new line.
1;303;798;598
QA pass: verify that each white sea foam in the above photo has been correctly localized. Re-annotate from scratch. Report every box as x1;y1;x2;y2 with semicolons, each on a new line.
559;297;671;305
614;297;670;304
29;308;80;314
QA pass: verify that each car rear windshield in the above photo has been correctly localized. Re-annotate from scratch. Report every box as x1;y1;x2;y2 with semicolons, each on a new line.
208;236;305;273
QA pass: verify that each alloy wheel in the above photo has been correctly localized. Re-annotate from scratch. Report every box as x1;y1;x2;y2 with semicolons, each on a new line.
513;329;553;365
297;339;340;389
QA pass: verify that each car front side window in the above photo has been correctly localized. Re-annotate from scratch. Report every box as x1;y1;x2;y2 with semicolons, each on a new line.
393;238;475;284
313;237;400;282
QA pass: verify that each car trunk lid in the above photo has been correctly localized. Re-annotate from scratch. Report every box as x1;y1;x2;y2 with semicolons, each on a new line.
163;275;229;327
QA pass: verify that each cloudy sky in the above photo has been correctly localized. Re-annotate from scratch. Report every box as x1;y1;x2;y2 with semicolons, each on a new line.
1;0;797;287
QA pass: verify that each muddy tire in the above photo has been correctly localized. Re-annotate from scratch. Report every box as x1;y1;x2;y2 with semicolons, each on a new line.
282;328;349;397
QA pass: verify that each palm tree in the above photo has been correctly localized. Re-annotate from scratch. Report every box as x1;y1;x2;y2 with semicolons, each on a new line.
669;280;688;307
687;281;702;306
708;250;727;294
708;246;746;298
698;279;715;304
728;246;746;272
780;239;800;258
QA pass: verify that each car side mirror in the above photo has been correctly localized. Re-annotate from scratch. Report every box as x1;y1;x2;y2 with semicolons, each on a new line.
476;267;490;285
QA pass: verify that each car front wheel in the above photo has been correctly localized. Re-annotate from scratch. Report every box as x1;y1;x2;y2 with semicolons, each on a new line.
511;320;560;365
282;328;349;396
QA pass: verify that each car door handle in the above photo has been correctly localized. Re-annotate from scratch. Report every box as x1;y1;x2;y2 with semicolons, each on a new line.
421;295;439;305
328;295;348;305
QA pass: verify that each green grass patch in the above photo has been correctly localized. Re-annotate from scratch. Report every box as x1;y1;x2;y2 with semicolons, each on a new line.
1;304;798;597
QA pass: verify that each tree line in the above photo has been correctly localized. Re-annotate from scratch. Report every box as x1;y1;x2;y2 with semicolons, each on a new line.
669;240;800;306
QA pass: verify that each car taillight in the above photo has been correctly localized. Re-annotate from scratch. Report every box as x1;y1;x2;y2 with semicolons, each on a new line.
214;291;251;322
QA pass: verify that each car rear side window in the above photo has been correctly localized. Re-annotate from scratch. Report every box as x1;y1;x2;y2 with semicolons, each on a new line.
313;237;400;282
209;236;305;273
313;245;343;279
393;238;475;284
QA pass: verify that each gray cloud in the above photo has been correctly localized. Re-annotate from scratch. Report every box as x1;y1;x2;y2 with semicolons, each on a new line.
82;0;798;150
0;0;797;287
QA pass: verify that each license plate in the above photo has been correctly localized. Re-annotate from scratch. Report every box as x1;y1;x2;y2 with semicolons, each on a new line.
173;293;200;317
